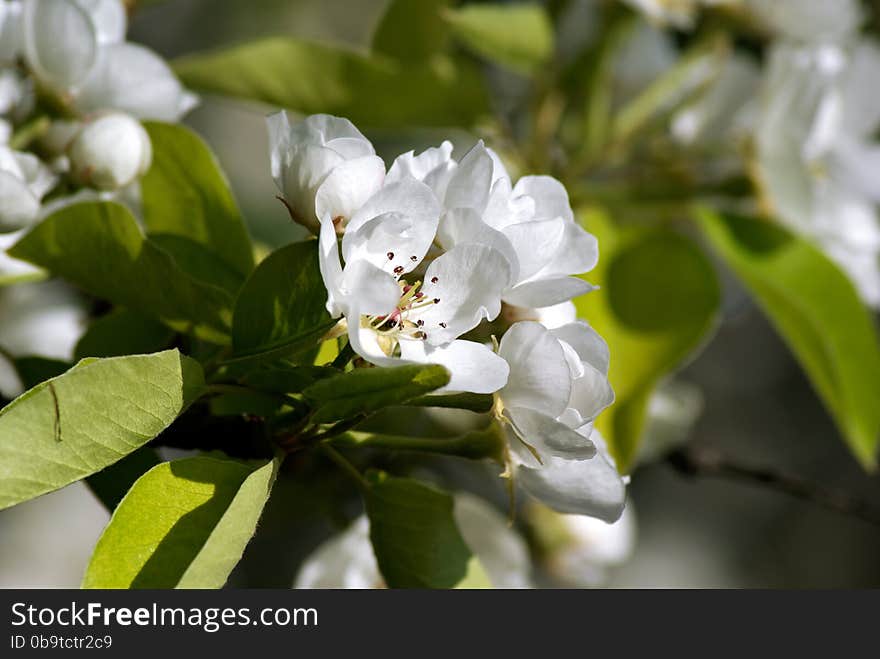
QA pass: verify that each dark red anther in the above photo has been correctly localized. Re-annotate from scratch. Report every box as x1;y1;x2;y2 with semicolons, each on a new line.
415;292;424;299
431;276;439;284
417;319;424;327
410;255;417;261
387;251;394;260
393;265;404;275
439;322;447;328
433;298;440;304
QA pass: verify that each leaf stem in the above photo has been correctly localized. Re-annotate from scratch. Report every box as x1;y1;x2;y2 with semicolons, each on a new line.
321;445;370;491
334;426;505;462
668;447;880;528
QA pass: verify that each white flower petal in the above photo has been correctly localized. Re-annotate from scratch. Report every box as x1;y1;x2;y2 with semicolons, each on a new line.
518;431;626;522
444;141;493;212
437;207;520;280
414;243;512;345
0;170;40;232
314;155;385;225
74;0;126;44
512;175;574;222
386;141;455;199
551;321;610;375
73;42;196;121
507;406;596;462
22;0;97;91
293;517;381;589
498;321;572;419
453;492;532;588
502;217;566;281
503;276;595;308
342;178;440;273
340;259;400;318
398;338;509;394
528;220;599;280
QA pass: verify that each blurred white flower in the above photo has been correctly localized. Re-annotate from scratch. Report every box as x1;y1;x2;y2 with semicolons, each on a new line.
755;40;880;307
621;0;736;30
294;492;532;589
496;321;624;522
13;0;195;120
0;145;56;232
743;0;863;45
68;112;152;190
267;112;385;233
530;501;637;587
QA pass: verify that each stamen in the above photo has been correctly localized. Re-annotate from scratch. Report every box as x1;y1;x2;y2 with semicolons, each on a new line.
439;322;447;328
433;298;440;304
410;255;418;261
431;277;439;284
387;251;394;260
416;319;424;327
393;265;404;275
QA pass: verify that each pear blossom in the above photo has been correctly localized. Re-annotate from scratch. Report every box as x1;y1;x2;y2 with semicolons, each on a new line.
294;493;532;589
317;177;512;394
754;40;880;307
0;145;56;232
496;320;624;521
620;0;736;30
743;0;863;45
11;0;195;121
397;140;599;308
68;112;152;190
268;112;385;233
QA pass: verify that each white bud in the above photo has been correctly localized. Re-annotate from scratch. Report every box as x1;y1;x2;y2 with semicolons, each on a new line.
68;113;152;190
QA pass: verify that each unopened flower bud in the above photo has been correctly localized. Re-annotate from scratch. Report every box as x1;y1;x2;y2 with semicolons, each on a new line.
68;113;152;190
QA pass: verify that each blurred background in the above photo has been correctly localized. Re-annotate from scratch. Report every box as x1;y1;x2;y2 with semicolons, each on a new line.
1;0;879;588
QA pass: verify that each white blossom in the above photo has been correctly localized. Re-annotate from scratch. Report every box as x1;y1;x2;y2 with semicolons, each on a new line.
402;140;599;308
496;320;624;521
317;177;512;394
0;145;56;232
294;493;532;589
13;0;195;120
268;112;385;233
754;40;880;307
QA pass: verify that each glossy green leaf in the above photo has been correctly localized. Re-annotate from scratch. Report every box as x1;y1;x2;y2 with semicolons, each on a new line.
372;0;450;61
443;3;554;75
142;122;254;277
697;208;880;468
83;456;278;589
9;201;233;344
75;309;174;360
304;364;450;423
148;233;245;297
231;240;331;360
575;209;720;471
0;350;204;511
173;38;489;128
365;473;476;588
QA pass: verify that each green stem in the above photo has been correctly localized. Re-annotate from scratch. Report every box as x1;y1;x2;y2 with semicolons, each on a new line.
334;426;505;462
321;445;370;491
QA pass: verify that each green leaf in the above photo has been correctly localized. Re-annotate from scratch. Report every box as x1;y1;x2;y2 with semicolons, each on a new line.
697;208;880;468
9;201;233;344
365;473;475;588
173;38;489;128
242;365;337;395
0;350;204;511
304;364;450;424
406;392;494;413
148;234;246;297
75;309;174;360
575;209;720;471
372;0;450;61
443;3;554;75
231;240;331;359
86;447;162;512
142;122;254;278
83;456;278;589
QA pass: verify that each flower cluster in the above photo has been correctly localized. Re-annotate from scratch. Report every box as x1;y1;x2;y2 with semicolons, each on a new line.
0;0;196;233
268;112;626;522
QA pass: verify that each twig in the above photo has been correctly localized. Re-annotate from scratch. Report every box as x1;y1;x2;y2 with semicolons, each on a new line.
320;445;370;491
667;447;880;528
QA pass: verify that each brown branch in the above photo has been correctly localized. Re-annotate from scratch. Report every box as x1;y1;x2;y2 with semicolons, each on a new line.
667;446;880;528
